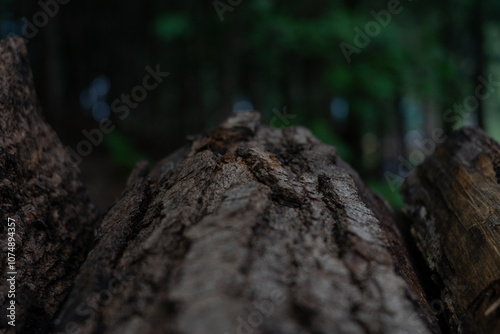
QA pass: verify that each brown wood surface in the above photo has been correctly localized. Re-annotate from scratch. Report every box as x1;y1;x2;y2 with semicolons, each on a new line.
53;111;437;334
0;37;96;334
402;127;500;334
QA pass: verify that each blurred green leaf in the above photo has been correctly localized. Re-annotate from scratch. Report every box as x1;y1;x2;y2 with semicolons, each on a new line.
328;65;353;91
309;117;354;163
104;132;149;169
366;178;404;211
154;14;192;41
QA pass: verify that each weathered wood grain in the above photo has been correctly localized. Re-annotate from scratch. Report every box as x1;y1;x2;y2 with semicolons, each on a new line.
54;112;438;334
401;127;500;334
0;37;96;333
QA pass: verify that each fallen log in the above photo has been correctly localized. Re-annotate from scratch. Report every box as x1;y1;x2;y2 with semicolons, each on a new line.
401;127;500;334
53;112;438;333
0;37;96;334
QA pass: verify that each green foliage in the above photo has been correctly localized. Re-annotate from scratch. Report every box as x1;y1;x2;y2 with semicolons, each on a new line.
327;65;353;91
366;178;404;211
154;14;192;41
104;132;149;169
309;117;354;163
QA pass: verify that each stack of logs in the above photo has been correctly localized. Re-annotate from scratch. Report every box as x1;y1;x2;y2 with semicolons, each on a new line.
0;36;499;334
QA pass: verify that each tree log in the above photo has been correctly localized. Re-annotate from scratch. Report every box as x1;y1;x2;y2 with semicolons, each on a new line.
0;37;96;334
53;112;438;334
401;127;500;334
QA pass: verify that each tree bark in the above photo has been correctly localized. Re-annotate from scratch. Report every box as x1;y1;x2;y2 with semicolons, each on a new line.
0;36;440;334
53;112;438;333
401;127;500;334
0;37;96;334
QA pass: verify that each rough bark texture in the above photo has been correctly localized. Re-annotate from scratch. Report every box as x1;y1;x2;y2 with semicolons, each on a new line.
54;112;438;334
0;37;96;333
401;127;500;334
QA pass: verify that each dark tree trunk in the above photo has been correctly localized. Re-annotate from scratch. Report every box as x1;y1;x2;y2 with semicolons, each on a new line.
402;127;500;334
0;37;96;334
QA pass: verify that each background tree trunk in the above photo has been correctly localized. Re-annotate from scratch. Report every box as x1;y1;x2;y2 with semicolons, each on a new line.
0;37;96;334
402;127;500;334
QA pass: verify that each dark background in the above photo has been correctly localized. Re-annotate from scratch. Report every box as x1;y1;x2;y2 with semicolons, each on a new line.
1;0;500;211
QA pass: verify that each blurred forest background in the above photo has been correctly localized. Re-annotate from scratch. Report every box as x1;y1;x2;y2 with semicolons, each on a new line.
1;0;500;211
